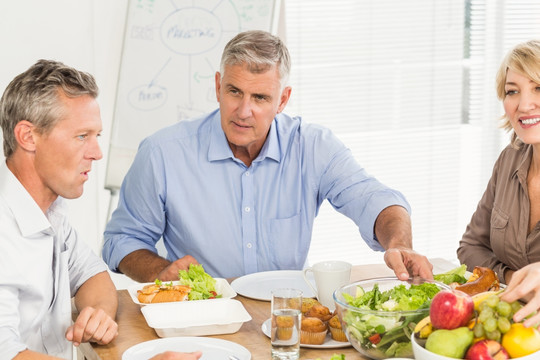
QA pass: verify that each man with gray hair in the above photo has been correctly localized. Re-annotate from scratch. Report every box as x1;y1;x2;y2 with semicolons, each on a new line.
103;30;433;281
0;59;119;359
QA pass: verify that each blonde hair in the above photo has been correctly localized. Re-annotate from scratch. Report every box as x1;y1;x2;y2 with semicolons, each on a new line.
495;40;540;148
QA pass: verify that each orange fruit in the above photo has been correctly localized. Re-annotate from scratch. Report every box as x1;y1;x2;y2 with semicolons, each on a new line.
501;323;540;358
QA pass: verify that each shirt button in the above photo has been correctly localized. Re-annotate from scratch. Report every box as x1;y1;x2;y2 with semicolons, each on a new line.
246;243;252;248
244;206;250;212
245;171;250;176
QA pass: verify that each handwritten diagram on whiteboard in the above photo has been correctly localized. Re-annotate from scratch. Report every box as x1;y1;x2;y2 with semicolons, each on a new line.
106;0;277;189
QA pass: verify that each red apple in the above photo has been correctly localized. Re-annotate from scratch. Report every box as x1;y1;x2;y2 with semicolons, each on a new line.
430;289;474;330
465;339;510;360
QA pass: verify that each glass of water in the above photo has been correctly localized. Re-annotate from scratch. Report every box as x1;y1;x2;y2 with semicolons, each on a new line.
271;288;302;360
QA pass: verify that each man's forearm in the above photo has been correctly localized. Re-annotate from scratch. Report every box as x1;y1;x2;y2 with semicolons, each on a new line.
374;205;412;250
118;249;172;283
74;271;118;318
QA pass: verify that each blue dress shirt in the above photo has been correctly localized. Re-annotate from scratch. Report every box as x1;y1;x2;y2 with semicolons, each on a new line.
102;110;411;278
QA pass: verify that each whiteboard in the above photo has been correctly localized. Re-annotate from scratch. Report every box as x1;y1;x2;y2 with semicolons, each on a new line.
105;0;278;190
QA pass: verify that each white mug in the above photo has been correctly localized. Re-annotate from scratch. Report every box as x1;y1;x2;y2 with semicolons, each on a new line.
302;260;352;311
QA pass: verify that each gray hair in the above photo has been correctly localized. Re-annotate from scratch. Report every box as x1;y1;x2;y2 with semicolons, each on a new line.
0;59;99;158
495;40;540;148
220;30;291;89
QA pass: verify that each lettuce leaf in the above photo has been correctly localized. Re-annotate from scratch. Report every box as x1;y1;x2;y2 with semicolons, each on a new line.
177;264;219;300
433;264;468;285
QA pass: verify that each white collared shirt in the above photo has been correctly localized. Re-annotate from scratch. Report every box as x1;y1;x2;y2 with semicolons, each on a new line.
0;161;107;359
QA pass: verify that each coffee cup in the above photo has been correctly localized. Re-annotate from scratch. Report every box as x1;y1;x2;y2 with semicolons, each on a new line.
302;260;351;311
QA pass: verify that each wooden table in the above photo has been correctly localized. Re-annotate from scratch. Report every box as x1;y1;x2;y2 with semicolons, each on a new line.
78;258;455;359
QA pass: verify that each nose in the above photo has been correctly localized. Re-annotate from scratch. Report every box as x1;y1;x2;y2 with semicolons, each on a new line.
87;137;103;161
237;97;253;119
519;90;539;112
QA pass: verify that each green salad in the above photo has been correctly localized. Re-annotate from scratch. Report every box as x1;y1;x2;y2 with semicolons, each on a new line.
178;264;221;300
341;281;441;358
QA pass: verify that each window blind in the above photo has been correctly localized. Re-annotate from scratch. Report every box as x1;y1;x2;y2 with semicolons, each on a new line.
282;0;540;265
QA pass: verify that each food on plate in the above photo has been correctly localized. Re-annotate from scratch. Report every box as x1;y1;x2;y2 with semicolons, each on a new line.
300;316;328;345
304;303;333;322
137;281;191;303
301;297;320;314
177;264;220;300
455;266;500;296
275;315;294;340
315;355;345;360
328;314;347;342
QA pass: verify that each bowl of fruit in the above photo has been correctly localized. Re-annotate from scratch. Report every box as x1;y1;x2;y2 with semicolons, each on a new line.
333;276;450;359
412;289;540;359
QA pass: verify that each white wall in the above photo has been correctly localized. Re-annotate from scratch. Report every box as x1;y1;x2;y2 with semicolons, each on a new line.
0;1;128;255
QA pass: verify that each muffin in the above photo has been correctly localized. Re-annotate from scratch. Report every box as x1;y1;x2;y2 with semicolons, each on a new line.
301;297;320;314
300;316;327;345
275;315;294;340
304;303;333;322
328;314;347;342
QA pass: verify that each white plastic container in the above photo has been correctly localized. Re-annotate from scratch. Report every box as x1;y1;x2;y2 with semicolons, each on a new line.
141;298;252;337
127;278;237;306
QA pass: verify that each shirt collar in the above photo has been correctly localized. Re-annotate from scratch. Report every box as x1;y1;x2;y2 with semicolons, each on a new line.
513;144;532;183
208;113;281;163
0;161;60;237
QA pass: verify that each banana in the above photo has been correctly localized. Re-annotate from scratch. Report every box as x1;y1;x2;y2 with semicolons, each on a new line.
414;316;433;339
472;291;500;311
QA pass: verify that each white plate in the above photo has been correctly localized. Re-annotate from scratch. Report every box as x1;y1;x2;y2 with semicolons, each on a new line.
141;299;252;337
122;337;251;360
231;270;316;301
261;318;351;349
128;278;237;305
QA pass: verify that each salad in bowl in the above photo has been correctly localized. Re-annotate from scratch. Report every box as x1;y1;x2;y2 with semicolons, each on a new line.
333;276;450;359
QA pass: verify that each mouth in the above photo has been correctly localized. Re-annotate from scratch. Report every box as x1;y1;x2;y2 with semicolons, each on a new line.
232;121;251;129
520;117;540;125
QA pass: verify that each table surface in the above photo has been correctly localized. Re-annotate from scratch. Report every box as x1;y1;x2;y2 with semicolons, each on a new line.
78;258;456;360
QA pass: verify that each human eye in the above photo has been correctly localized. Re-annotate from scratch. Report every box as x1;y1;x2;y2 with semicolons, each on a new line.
77;134;88;141
254;94;268;102
505;89;518;96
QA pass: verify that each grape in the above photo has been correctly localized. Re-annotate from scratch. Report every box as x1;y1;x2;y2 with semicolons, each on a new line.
485;329;501;342
479;308;494;322
485;294;500;308
497;316;511;333
511;301;522;314
496;301;512;317
483;317;497;332
473;322;485;338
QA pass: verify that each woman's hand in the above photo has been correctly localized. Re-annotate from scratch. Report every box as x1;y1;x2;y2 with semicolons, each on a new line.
500;262;540;327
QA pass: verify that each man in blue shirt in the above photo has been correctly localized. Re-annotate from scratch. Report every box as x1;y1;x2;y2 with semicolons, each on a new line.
102;30;433;281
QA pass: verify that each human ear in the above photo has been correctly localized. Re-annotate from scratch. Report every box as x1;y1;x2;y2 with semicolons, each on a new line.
215;71;222;103
277;86;292;113
13;120;36;152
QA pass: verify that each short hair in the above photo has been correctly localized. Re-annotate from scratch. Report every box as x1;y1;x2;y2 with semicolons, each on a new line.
220;30;291;89
495;40;540;148
0;59;99;158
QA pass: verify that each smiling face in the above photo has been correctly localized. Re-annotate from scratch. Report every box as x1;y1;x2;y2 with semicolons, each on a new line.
504;69;540;145
215;64;291;164
32;92;103;201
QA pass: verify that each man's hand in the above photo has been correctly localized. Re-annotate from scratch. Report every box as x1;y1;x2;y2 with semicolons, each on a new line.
375;205;434;280
65;306;118;346
156;255;200;281
119;250;200;282
384;247;433;280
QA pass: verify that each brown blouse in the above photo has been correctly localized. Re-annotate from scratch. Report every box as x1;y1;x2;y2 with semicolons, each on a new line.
457;143;540;284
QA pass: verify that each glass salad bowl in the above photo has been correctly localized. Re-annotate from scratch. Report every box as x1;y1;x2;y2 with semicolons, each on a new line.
333;277;450;359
